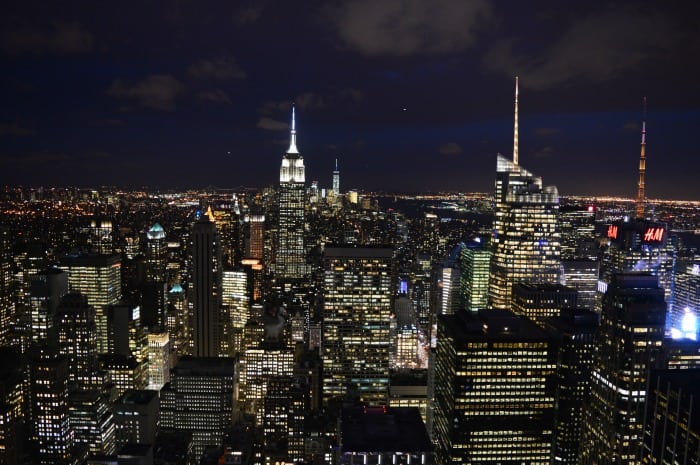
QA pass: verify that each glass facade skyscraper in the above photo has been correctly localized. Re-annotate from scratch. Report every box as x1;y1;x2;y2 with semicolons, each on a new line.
321;246;395;405
489;155;561;310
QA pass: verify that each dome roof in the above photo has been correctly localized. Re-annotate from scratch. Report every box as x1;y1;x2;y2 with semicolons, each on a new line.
147;223;166;240
169;283;184;293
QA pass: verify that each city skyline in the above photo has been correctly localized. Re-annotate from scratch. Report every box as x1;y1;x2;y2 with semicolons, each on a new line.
2;1;700;198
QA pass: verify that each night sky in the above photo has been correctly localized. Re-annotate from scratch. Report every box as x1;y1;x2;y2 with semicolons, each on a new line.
2;1;699;198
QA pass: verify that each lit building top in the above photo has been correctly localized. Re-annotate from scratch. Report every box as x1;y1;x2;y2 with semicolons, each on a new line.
146;223;166;240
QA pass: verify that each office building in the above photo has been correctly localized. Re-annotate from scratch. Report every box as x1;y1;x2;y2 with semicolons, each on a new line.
0;230;14;346
262;375;307;464
61;254;122;354
29;267;68;345
55;292;100;389
339;407;433;465
276;106;308;282
0;347;23;465
321;246;395;405
114;390;159;447
599;221;676;319
159;356;236;460
544;308;598;465
68;388;116;456
489;154;561;310
511;282;577;327
191;207;223;357
560;259;599;311
146;332;170;390
641;370;700;464
488;79;561;310
28;348;73;465
559;205;596;260
239;314;294;422
432;309;556;465
459;238;491;313
145;223;167;283
392;296;423;369
106;303;148;376
580;274;666;465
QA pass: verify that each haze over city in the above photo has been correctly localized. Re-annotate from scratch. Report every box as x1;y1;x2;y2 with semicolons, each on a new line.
2;1;700;198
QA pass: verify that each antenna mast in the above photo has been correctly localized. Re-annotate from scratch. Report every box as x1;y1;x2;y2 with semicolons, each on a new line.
635;97;647;220
513;76;519;165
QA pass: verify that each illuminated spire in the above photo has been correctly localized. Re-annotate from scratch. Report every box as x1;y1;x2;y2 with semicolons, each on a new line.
206;206;215;222
513;76;519;165
335;158;339;171
287;104;299;154
635;97;647;220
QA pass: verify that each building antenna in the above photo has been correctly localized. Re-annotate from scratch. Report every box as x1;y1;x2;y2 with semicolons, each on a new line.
287;103;298;154
513;76;519;165
635;97;647;220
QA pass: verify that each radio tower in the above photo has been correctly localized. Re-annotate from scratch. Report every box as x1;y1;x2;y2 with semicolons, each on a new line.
513;76;519;165
635;97;647;220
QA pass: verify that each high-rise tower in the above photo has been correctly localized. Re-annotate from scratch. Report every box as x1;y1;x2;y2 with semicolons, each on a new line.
276;105;308;282
321;246;395;405
332;158;340;196
489;155;561;309
580;273;666;465
191;207;223;357
488;79;561;310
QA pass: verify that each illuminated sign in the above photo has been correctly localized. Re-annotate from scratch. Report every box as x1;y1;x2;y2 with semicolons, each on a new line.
642;227;664;243
607;225;618;239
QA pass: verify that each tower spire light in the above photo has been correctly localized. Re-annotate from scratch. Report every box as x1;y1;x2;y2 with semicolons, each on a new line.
287;103;299;154
513;76;519;165
635;97;647;220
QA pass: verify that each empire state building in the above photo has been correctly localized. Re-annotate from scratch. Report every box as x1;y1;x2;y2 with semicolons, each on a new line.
276;106;308;281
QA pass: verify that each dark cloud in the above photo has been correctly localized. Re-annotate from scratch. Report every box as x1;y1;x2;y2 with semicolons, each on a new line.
187;56;247;80
258;89;364;116
0;20;93;55
327;0;492;56
235;1;268;24
484;4;679;89
439;142;462;155
0;122;36;136
533;145;555;159
197;89;232;105
107;75;185;111
257;117;288;131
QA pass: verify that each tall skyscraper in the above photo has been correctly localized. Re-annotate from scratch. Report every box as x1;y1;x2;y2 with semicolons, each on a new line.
544;308;598;465
489;80;560;309
191;207;223;357
54;292;100;389
489;153;561;310
276;106;308;282
28;348;73;465
159;356;235;460
29;267;68;345
145;223;167;283
321;246;395;405
432;309;556;465
459;238;491;313
580;273;666;465
0;230;14;347
332;158;340;196
60;253;122;354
